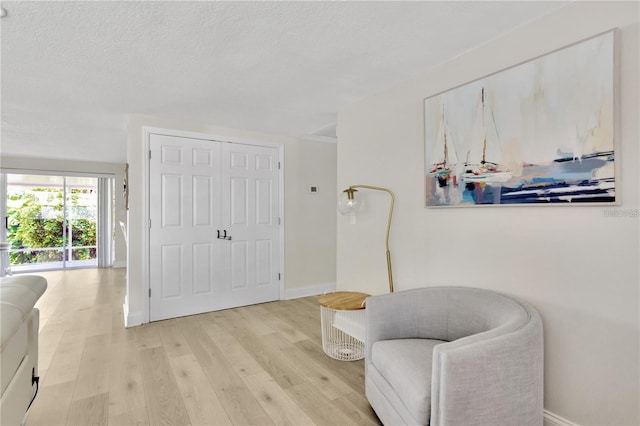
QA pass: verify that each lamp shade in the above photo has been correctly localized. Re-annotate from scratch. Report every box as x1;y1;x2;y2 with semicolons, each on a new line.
338;189;364;216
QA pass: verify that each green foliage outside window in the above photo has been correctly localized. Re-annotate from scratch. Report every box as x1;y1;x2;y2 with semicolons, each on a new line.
7;188;97;264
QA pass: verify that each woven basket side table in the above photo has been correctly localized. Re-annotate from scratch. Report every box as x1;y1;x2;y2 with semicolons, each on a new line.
318;291;369;361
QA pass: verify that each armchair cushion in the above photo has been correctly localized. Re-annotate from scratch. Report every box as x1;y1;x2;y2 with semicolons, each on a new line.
371;338;444;424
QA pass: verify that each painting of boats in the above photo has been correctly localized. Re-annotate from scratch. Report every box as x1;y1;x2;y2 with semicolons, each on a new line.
460;87;512;185
428;105;459;188
424;30;616;207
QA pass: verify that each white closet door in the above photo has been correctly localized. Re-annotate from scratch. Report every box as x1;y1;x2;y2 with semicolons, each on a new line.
220;142;280;308
149;135;280;321
149;134;222;321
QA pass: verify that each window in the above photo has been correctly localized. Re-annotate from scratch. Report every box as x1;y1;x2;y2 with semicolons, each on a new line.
1;172;114;272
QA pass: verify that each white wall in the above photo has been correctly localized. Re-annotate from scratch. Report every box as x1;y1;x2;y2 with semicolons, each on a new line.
336;2;638;425
125;115;337;323
0;155;127;268
287;138;338;292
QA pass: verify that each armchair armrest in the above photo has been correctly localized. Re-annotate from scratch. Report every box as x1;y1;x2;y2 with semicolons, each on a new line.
430;304;543;426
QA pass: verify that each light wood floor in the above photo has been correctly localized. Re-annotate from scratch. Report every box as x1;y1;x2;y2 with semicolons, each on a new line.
26;268;381;426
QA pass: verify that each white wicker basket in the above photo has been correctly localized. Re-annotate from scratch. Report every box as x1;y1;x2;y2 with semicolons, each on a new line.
318;291;369;361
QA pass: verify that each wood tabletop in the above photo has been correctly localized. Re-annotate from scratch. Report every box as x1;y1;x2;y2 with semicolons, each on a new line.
317;291;370;310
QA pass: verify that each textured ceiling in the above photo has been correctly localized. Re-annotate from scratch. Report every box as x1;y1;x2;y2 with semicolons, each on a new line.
1;1;567;163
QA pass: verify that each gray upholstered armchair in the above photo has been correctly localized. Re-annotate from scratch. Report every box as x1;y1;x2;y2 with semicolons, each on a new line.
365;286;543;426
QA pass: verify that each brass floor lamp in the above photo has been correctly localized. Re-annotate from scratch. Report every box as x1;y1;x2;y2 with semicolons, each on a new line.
338;185;395;293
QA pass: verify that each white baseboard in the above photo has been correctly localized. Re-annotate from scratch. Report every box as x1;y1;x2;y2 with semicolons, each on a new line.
544;410;579;426
285;282;336;300
112;261;126;268
123;303;144;328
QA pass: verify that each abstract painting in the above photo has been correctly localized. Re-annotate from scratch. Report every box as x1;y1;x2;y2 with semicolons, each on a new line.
425;31;616;207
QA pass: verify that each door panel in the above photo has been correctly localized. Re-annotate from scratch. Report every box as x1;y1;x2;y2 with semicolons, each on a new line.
255;239;272;286
149;135;280;321
193;148;213;167
220;143;280;306
230;241;248;289
161;244;183;298
192;243;213;295
193;176;212;226
256;179;273;225
230;152;248;169
256;154;273;171
150;134;221;321
161;174;183;227
161;145;183;165
230;178;248;225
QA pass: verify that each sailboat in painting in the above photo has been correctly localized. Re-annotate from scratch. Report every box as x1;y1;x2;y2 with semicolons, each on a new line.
429;106;459;188
461;88;512;183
